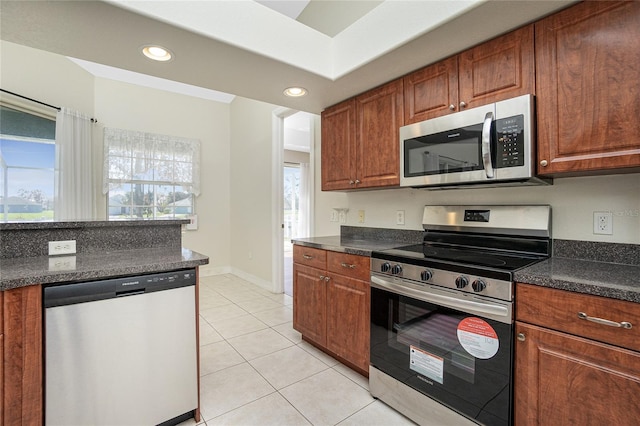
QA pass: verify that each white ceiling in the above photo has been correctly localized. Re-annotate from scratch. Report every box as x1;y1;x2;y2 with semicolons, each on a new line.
0;0;575;114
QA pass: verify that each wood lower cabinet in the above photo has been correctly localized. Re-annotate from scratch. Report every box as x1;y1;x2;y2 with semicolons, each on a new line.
292;263;327;345
535;1;640;175
321;80;402;191
2;285;43;426
292;245;371;374
515;283;640;425
404;25;534;123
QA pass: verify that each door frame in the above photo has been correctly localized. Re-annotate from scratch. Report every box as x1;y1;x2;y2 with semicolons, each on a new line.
271;108;315;293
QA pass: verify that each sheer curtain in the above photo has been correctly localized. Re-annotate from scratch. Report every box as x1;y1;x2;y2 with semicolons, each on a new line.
54;107;94;220
297;162;311;237
102;128;201;196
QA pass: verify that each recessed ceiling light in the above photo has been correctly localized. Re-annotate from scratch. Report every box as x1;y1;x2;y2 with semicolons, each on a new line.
141;45;173;62
283;87;307;97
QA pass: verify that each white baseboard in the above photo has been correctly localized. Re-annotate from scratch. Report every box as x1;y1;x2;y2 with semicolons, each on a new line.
230;267;276;293
198;265;231;277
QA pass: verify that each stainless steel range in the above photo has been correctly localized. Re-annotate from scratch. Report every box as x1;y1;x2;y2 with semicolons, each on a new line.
369;205;551;426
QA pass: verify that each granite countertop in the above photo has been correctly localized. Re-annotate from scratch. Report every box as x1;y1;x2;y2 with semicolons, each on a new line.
0;247;209;291
514;257;640;303
292;235;640;304
291;236;410;256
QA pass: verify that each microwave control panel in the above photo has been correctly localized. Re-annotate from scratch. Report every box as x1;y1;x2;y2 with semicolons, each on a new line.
495;115;525;168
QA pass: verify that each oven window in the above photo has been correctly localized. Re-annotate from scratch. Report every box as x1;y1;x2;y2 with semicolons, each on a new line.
370;286;513;426
394;305;476;384
404;125;484;177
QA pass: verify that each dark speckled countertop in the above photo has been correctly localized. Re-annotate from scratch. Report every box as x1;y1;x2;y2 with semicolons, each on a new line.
293;230;640;304
514;258;640;303
291;236;411;256
0;247;209;290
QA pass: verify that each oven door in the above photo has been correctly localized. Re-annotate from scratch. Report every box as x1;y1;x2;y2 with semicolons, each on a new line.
370;274;513;426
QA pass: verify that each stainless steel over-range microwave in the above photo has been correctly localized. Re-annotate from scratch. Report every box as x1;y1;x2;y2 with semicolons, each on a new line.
400;94;551;189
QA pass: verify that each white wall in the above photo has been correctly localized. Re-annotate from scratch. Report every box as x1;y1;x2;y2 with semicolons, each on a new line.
317;172;640;244
94;78;232;273
229;96;279;287
0;41;94;114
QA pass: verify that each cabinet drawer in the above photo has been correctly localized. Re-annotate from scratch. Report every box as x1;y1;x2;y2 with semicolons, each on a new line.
293;245;326;269
327;252;370;282
516;283;640;352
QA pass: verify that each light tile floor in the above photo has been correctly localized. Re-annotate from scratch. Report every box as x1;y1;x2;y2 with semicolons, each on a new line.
182;273;416;426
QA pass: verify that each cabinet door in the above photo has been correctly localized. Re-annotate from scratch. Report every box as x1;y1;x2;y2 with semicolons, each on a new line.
535;1;640;175
3;285;43;426
404;56;459;123
326;274;370;373
321;99;357;190
292;263;327;345
355;80;403;189
458;25;535;111
514;321;640;426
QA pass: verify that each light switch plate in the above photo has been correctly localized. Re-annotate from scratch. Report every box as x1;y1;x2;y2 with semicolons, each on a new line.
186;214;198;230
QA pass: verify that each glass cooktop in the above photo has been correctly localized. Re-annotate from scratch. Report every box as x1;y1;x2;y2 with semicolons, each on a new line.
378;243;545;271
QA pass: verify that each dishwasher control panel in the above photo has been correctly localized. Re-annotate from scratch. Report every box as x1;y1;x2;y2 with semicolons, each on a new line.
43;268;196;308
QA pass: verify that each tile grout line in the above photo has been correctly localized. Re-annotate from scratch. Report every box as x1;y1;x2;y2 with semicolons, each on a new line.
197;275;375;425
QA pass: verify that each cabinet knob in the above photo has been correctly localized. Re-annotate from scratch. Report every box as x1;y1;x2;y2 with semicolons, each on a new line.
449;104;455;111
459;101;467;109
341;262;356;269
303;254;313;260
517;333;526;342
319;275;325;280
324;276;331;282
349;180;355;185
540;160;548;167
355;179;361;184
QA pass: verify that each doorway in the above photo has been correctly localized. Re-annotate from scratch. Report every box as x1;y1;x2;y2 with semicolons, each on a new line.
278;111;313;296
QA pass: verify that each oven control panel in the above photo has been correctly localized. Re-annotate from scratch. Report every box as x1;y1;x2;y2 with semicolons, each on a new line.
371;258;513;301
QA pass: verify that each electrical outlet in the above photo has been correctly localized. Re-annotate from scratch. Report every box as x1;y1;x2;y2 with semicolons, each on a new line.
396;210;405;225
358;210;365;223
48;240;76;256
593;212;613;235
330;211;338;222
48;256;76;271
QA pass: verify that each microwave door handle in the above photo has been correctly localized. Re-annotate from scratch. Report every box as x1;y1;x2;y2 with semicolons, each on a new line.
482;111;494;178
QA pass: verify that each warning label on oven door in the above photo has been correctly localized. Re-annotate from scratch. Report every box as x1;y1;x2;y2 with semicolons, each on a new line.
409;345;444;384
457;317;499;359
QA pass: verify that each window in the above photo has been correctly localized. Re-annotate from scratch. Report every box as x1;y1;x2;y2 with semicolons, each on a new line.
0;105;56;222
103;128;200;220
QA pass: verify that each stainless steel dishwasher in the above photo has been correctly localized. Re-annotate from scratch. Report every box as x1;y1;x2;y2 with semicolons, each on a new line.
44;269;198;426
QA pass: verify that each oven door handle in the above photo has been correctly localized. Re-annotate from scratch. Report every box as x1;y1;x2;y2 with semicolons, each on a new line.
371;275;512;324
482;111;494;179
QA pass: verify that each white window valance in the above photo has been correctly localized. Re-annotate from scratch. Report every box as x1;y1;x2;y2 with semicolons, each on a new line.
102;127;201;196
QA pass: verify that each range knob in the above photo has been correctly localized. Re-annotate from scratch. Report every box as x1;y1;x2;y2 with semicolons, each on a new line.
455;276;469;289
391;264;403;275
472;279;487;293
380;262;391;273
420;270;433;281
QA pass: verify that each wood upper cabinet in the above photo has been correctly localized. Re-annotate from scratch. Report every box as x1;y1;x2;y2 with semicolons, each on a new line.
321;80;402;191
515;284;640;425
535;1;640;175
321;99;356;191
354;80;403;189
3;285;43;426
292;246;371;374
404;25;534;123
